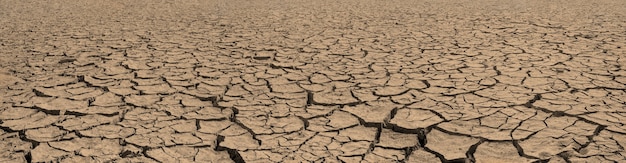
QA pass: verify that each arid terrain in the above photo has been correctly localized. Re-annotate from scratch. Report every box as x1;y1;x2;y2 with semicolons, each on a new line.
1;0;626;162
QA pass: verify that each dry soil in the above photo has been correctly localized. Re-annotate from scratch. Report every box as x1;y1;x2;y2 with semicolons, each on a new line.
1;0;626;162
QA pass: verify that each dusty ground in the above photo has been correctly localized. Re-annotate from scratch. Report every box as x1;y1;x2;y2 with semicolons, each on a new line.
1;0;625;162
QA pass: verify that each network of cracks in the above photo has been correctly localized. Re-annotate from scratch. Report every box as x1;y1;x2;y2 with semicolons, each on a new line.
1;0;626;162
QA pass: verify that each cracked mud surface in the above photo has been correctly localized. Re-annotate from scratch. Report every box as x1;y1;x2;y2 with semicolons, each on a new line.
1;0;626;162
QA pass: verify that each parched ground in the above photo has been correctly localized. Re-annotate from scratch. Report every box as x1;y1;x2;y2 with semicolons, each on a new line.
1;0;625;162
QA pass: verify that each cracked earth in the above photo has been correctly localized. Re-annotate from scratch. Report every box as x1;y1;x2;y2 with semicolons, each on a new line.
1;0;626;162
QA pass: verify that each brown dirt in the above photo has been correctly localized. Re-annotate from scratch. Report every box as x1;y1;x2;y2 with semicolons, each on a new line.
1;0;626;162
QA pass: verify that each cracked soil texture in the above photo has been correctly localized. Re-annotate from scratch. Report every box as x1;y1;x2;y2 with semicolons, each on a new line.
1;0;626;162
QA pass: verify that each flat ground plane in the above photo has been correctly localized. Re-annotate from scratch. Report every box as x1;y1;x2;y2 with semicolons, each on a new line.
1;0;626;162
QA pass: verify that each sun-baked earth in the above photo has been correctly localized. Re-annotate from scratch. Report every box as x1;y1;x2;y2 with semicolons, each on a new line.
1;0;626;162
